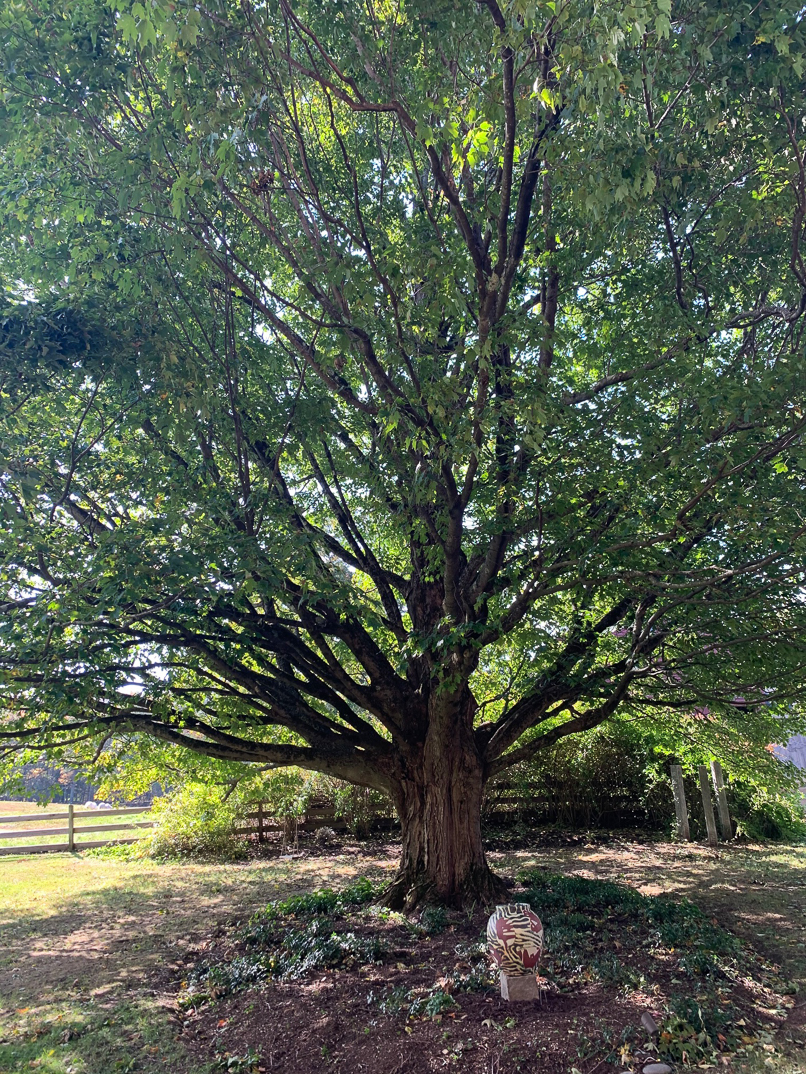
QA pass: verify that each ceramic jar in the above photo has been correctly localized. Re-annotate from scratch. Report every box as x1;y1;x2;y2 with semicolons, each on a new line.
486;903;544;977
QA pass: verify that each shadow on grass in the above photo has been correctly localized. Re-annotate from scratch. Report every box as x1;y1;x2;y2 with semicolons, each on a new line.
0;852;396;1074
1;841;804;1074
0;995;207;1074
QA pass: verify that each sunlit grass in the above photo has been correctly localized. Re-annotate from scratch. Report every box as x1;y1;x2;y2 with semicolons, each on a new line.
1;996;200;1074
0;850;396;1074
0;801;154;851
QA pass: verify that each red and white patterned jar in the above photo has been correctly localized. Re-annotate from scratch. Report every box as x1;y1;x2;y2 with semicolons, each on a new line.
486;903;544;976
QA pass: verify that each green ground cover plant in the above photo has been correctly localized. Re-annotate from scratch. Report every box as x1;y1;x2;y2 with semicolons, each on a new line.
187;877;387;998
247;876;379;925
519;870;761;995
176;866;797;1070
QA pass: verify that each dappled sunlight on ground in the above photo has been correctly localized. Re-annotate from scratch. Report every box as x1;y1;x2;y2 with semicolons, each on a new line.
490;841;806;986
0;846;399;1004
0;838;804;1072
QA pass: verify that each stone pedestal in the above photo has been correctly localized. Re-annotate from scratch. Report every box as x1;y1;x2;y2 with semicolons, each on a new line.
500;972;540;1001
641;1012;659;1036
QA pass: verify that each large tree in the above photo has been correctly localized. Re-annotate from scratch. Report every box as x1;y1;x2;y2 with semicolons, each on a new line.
1;0;806;904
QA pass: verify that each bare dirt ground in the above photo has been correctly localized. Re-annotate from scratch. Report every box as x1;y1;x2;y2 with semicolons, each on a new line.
0;837;804;1074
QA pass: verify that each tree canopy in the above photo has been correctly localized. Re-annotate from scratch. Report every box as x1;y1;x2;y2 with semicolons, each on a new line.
1;0;806;902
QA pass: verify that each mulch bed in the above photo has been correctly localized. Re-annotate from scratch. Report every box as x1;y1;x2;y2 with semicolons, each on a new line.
185;974;643;1073
168;872;799;1074
181;957;647;1072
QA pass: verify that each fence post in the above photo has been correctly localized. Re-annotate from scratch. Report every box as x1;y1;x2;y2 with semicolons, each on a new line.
257;801;264;844
710;761;732;840
698;765;719;848
670;764;690;841
67;801;75;852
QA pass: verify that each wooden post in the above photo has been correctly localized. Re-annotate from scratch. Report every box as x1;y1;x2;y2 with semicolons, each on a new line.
67;801;75;852
710;761;732;840
670;764;690;841
698;765;719;848
257;801;264;844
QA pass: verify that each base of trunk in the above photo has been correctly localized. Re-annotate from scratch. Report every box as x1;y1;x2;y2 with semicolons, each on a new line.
381;861;509;912
385;689;503;910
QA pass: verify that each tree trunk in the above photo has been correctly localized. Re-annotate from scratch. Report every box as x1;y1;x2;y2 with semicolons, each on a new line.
383;691;506;910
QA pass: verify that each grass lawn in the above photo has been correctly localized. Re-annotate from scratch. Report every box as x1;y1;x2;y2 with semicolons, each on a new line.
0;839;803;1074
0;846;396;1074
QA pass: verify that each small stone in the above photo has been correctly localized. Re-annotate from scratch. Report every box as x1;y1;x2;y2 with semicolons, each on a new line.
642;1064;672;1074
500;972;540;1001
641;1012;660;1035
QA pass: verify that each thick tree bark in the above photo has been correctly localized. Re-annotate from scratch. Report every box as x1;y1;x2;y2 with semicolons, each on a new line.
383;689;506;910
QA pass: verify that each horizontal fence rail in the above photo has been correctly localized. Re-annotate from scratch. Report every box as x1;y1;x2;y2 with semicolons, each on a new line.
2;782;579;857
0;804;154;856
234;800;351;843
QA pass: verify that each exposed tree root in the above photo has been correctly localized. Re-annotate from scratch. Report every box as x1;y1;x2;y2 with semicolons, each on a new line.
380;863;509;912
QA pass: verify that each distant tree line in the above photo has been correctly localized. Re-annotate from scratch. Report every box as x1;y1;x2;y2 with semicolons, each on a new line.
1;762;160;804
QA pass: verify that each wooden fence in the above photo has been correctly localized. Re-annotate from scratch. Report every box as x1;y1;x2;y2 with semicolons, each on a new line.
235;799;349;843
0;798;352;856
0;804;154;856
1;768;733;856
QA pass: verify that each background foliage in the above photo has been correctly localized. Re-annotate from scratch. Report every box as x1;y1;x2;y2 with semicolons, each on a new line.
1;0;806;872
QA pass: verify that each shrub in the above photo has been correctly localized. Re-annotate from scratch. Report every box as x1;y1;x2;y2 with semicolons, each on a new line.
483;724;674;830
329;782;393;836
235;767;394;838
138;783;248;861
729;783;806;842
253;767;312;820
484;722;806;839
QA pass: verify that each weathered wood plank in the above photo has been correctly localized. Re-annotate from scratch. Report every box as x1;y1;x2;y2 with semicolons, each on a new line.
670;765;690;841
710;760;732;840
698;765;719;848
72;821;154;835
0;820;154;840
0;805;151;824
0;826;72;839
0;812;72;824
0;843;71;856
0;834;148;856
